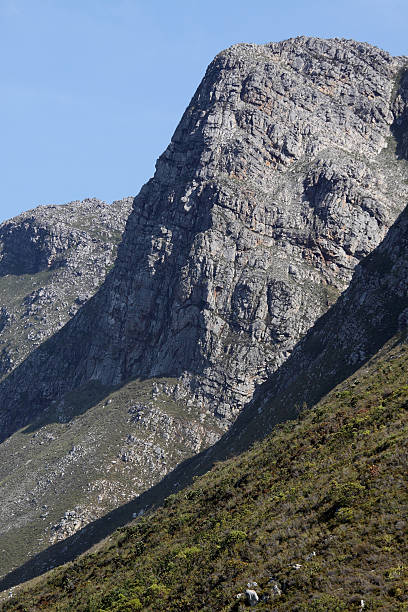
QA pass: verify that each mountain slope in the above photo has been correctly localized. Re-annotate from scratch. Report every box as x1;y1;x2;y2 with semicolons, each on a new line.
0;376;222;584
0;198;132;380
3;327;407;610
1;37;408;584
2;165;408;603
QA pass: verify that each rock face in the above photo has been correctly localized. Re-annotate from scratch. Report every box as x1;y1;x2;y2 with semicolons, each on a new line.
0;197;132;379
0;36;408;581
204;186;408;467
254;202;408;433
78;38;408;424
2;38;407;432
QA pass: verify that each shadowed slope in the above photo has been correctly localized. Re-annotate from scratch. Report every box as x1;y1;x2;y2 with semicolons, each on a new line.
3;317;408;610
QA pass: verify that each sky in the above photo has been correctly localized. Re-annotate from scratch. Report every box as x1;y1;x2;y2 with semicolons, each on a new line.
0;0;407;223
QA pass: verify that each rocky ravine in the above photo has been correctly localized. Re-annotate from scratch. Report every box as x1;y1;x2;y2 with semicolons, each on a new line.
1;37;408;580
0;197;133;380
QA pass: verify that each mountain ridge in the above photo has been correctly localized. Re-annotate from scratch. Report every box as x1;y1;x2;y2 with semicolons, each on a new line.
0;197;133;380
2;37;408;436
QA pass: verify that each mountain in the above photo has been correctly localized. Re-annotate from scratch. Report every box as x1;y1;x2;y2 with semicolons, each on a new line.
0;36;408;585
3;205;408;610
0;197;133;379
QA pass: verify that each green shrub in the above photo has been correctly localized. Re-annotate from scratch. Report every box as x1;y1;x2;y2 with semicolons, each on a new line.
335;507;354;523
115;596;143;611
297;594;348;611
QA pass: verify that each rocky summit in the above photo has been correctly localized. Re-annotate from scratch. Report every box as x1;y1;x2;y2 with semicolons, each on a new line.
0;36;408;585
83;36;408;422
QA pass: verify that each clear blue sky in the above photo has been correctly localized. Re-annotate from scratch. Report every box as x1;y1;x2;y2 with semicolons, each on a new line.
0;0;407;223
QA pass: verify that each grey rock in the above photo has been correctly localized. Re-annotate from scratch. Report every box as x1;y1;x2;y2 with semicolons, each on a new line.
2;38;408;435
245;589;259;606
0;197;132;379
305;551;316;560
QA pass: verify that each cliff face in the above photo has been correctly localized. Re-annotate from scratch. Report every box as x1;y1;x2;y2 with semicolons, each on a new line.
83;38;408;423
1;37;408;581
262;203;408;419
2;37;407;432
218;202;408;458
0;198;132;379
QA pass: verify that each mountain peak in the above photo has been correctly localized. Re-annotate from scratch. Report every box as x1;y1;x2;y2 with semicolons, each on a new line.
0;38;408;585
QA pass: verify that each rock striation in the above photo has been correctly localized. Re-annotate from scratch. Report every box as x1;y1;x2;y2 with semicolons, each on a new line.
0;197;132;380
79;38;408;423
190;201;408;468
251;202;408;436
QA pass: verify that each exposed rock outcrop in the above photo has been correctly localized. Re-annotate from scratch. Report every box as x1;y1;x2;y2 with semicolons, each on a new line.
252;202;408;433
80;38;408;424
0;197;133;379
1;38;408;435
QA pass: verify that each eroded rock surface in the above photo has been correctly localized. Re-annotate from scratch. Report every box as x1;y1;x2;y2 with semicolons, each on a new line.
0;197;132;378
3;37;406;427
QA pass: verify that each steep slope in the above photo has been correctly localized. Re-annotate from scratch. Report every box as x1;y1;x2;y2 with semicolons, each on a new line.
0;197;133;379
1;37;408;583
1;38;408;433
3;140;408;602
3;323;407;610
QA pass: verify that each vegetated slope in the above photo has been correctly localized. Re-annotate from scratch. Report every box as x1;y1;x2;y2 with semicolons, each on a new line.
4;196;408;609
1;36;408;584
4;334;407;611
0;197;132;380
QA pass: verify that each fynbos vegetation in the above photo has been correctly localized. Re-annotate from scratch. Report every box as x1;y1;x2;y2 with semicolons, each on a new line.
3;335;407;610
